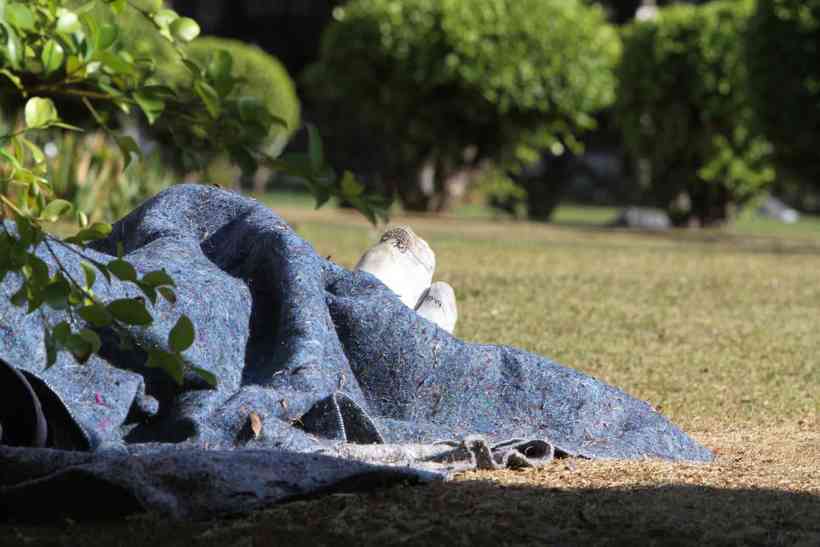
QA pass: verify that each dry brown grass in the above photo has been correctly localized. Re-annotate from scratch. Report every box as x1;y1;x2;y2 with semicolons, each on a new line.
3;205;817;546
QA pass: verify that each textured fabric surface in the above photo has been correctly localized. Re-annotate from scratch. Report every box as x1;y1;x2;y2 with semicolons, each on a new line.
0;184;712;520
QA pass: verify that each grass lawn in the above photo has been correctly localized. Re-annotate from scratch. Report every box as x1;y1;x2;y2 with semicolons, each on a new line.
4;195;818;546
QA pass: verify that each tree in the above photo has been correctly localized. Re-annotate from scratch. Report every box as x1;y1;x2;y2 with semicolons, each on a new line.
304;0;621;215
746;0;820;196
0;0;383;384
616;0;774;226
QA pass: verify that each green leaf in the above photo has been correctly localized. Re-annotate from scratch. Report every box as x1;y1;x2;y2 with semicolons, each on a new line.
86;258;111;284
65;341;91;363
194;80;221;118
108;298;153;326
168;315;195;352
142;269;175;288
133;88;165;125
6;4;35;31
80;261;96;288
44;329;57;369
66;222;113;244
57;10;81;34
13;215;35;248
137;282;157;305
74;2;98;16
116;135;142;168
51;121;83;131
237;96;264;122
41;40;66;75
147;349;184;385
64;333;93;363
78;329;102;354
108;258;137;282
229;145;257;176
19;137;45;165
0;21;22;69
44;275;71;310
68;286;85;306
340;171;365;198
313;186;332;210
40;199;73;222
98;50;135;76
89;222;113;238
52;321;71;345
139;85;177;98
107;0;127;15
153;9;179;29
79;303;113;328
207;49;233;84
96;23;119;50
24;98;59;129
181;58;202;77
158;286;177;304
0;68;23;90
307;124;324;172
191;366;217;387
0;148;21;168
10;285;27;307
145;0;164;14
170;17;200;43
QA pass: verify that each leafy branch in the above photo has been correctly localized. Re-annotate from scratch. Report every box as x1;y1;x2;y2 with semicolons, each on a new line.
0;0;386;386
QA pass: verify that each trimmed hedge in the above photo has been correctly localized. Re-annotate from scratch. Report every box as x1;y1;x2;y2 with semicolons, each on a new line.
616;0;774;225
305;0;620;213
747;0;820;186
183;37;301;156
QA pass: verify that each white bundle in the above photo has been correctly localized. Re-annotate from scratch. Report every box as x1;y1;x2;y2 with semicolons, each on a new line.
355;226;458;334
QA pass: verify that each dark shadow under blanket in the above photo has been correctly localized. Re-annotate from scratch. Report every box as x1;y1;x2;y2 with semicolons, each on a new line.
0;184;712;520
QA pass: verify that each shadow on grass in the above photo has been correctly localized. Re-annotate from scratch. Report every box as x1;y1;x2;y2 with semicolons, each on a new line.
2;478;817;546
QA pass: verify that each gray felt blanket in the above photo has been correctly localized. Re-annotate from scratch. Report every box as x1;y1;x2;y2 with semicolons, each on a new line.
0;184;712;521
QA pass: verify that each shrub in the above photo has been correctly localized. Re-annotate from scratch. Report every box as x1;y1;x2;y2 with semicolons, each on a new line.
746;0;820;189
616;0;774;226
305;0;620;214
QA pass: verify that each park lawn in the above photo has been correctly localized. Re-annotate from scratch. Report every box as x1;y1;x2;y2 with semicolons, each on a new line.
5;201;818;546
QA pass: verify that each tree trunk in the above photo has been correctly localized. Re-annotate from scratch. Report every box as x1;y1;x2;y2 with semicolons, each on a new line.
518;152;573;222
688;184;733;227
395;158;481;213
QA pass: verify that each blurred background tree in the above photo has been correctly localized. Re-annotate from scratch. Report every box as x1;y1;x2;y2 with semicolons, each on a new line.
616;0;774;226
5;0;816;232
746;0;820;213
302;0;621;215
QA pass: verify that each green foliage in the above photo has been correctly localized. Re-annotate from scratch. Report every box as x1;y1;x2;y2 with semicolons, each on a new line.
305;0;620;212
182;36;300;158
746;0;820;186
616;0;775;225
0;0;384;385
